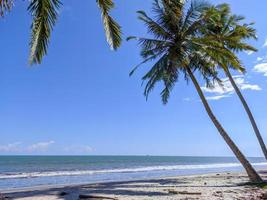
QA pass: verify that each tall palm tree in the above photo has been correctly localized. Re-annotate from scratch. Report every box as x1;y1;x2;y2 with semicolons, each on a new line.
202;4;267;159
0;0;122;64
128;0;263;182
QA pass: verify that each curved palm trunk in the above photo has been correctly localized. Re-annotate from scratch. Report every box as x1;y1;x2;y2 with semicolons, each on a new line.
224;68;267;160
186;68;263;183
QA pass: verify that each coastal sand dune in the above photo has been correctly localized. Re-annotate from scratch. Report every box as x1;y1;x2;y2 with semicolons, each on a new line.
2;171;267;200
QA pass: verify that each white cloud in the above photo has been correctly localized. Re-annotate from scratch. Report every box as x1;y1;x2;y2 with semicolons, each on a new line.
0;142;22;152
27;141;55;152
64;145;93;154
240;84;261;90
201;75;261;101
202;82;233;95
254;63;267;76
257;57;264;62
245;50;254;55
0;141;94;155
264;39;267;47
255;53;267;63
206;95;230;101
183;97;191;102
81;146;93;152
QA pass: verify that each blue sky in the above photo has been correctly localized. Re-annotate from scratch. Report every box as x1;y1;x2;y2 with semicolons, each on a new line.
0;0;266;156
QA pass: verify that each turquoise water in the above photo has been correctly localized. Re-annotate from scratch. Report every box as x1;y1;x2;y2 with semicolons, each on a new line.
0;156;266;190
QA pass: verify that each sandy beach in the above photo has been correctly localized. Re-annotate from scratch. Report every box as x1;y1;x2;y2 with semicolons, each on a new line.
1;0;267;199
2;171;267;200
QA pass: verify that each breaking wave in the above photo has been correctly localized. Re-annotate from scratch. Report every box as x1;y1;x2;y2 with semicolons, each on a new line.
1;162;266;179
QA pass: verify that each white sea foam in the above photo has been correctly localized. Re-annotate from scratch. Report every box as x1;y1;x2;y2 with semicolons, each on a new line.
1;162;266;179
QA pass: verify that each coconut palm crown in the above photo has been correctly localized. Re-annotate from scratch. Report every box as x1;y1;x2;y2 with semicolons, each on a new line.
128;0;240;103
201;4;257;70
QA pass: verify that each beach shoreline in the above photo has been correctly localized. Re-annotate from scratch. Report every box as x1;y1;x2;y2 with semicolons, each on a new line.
2;171;267;200
1;171;234;193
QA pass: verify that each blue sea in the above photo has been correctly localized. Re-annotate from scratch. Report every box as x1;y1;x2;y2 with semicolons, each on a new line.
0;156;266;191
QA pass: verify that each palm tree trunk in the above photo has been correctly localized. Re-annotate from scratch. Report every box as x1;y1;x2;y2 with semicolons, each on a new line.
186;68;263;183
224;68;267;160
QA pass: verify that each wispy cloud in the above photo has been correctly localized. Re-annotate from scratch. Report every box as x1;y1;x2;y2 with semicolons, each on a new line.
0;141;55;154
206;95;230;101
64;145;93;154
245;50;254;55
253;63;267;76
257;57;264;62
27;141;55;152
183;97;191;102
264;39;267;47
0;141;94;155
0;142;22;152
255;52;267;63
202;75;261;101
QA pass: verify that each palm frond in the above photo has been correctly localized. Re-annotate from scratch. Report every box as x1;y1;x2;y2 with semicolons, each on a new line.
160;62;179;104
127;35;170;77
162;0;183;24
182;0;211;32
142;54;169;99
152;0;183;33
28;0;62;65
129;54;160;77
193;38;245;72
96;0;122;50
199;3;257;72
137;10;172;40
0;0;13;16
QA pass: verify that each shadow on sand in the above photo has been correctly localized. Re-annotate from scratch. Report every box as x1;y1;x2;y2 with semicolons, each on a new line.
3;175;249;200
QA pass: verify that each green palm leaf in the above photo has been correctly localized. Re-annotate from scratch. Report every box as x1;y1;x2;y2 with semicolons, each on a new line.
28;0;62;65
96;0;122;50
0;0;13;16
137;10;172;40
181;0;210;32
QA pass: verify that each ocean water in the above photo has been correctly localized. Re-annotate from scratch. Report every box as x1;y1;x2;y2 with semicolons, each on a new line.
0;156;266;190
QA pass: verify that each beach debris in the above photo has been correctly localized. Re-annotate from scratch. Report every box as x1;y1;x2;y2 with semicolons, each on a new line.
79;194;118;200
167;189;180;194
213;191;223;198
224;190;237;193
167;189;201;195
178;191;202;195
0;193;10;200
58;191;68;196
261;192;267;200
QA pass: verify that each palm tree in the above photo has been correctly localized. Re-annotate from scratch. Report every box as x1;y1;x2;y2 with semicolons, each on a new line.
128;0;263;182
202;4;267;159
0;0;122;64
